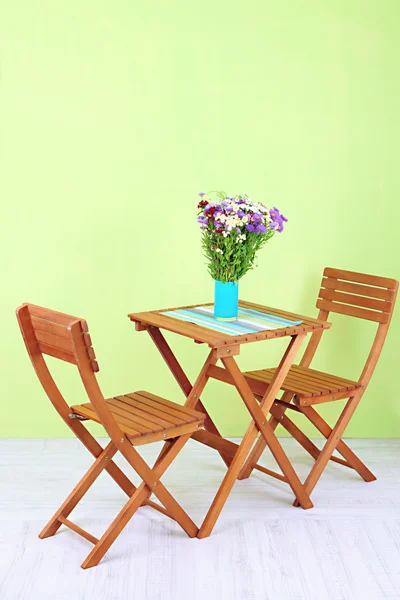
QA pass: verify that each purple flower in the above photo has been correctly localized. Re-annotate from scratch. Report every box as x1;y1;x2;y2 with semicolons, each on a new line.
198;192;206;196
269;206;288;233
246;224;255;232
197;215;208;226
237;209;245;218
276;219;287;233
255;224;267;234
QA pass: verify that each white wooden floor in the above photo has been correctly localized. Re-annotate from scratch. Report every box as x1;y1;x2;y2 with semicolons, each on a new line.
1;438;400;600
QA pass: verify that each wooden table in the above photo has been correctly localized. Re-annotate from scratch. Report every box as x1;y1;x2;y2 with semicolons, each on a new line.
128;300;331;538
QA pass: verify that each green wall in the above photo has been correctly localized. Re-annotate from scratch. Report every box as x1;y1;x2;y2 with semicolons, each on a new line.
1;1;399;438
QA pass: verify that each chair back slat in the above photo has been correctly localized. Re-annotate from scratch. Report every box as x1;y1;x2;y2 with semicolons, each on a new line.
31;315;73;339
320;277;395;301
37;342;77;364
323;267;396;290
317;268;398;324
28;304;88;328
35;330;75;353
18;303;99;372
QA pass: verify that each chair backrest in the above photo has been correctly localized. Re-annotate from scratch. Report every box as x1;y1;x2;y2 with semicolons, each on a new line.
16;303;123;440
317;267;397;324
314;268;398;387
17;303;99;371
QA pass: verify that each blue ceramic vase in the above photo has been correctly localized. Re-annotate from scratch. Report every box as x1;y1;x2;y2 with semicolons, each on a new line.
214;280;239;321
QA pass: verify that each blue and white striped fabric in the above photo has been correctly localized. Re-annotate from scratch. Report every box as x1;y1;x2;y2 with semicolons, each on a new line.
162;305;302;336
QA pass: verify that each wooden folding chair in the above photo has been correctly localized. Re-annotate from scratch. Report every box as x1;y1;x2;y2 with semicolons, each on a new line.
238;268;398;504
17;303;205;569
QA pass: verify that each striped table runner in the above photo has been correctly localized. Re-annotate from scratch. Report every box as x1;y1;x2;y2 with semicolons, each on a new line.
162;305;302;336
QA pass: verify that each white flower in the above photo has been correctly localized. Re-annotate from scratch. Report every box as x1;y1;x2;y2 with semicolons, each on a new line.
215;248;224;254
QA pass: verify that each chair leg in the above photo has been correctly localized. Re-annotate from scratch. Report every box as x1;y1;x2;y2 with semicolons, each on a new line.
237;433;267;480
270;408;321;460
238;392;293;480
300;405;376;482
39;441;117;539
70;419;136;496
293;394;365;506
82;434;198;569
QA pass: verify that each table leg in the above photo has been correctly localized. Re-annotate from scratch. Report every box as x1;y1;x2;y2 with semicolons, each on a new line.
146;327;232;467
197;334;307;538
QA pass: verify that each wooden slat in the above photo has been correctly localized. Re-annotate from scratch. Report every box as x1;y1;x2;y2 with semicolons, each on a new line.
319;288;392;312
245;365;359;398
119;394;183;425
127;393;194;423
104;400;162;433
104;403;163;433
71;403;142;436
35;330;75;353
291;365;357;387
321;277;395;301
27;303;85;327
316;299;388;323
276;371;337;394
135;391;205;420
284;368;356;393
38;342;77;364
113;396;178;427
323;267;396;290
31;316;71;339
246;369;313;396
269;369;325;393
285;366;357;394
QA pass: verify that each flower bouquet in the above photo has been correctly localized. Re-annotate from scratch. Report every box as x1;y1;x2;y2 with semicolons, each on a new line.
197;191;287;320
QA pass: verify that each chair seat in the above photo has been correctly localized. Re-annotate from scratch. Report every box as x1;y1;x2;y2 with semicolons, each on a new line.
71;390;205;445
245;365;361;398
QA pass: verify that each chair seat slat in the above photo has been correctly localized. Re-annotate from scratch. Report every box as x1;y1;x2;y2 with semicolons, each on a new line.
72;390;205;440
245;365;361;398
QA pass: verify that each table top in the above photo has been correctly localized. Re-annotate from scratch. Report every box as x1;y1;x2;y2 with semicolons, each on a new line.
128;300;331;349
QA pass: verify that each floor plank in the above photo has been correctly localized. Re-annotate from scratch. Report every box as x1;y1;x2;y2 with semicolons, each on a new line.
0;438;399;600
